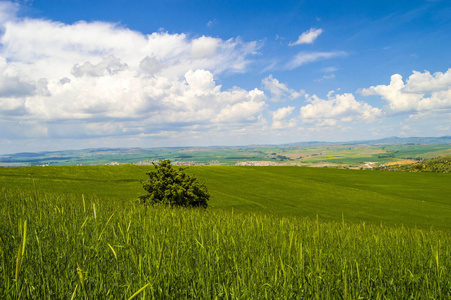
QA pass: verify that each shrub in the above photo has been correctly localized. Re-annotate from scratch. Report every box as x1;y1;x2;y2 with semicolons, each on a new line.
138;159;209;208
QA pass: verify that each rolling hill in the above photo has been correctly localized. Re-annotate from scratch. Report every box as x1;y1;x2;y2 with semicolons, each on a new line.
1;164;450;229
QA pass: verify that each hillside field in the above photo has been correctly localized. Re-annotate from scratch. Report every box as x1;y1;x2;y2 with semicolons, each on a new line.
1;165;450;229
1;165;450;298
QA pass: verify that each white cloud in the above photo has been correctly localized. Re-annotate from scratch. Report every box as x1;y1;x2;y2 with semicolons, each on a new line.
315;73;336;82
0;13;259;80
286;51;346;69
190;36;220;58
0;5;265;140
361;74;422;112
72;56;128;77
404;69;451;93
2;65;266;138
139;56;162;75
0;57;36;97
185;69;217;92
216;96;265;123
0;97;27;116
271;106;297;129
262;75;304;102
289;28;323;46
272;119;297;129
360;69;451;114
300;92;382;125
272;106;295;121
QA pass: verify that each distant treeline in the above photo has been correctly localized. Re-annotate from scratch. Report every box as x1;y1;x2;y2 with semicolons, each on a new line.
376;155;451;173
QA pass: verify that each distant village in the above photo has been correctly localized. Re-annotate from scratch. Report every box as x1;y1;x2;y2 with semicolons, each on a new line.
100;160;376;169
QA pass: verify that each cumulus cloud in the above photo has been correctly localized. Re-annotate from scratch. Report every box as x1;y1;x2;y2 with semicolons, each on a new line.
360;69;451;114
404;69;451;93
360;74;420;112
216;97;265;123
2;66;266;138
190;36;220;58
0;4;264;140
0;97;27;116
273;106;295;121
272;106;297;129
0;12;259;80
185;69;216;92
72;56;128;77
289;28;323;46
300;92;382;125
139;56;162;75
286;51;347;69
0;57;36;97
262;75;304;102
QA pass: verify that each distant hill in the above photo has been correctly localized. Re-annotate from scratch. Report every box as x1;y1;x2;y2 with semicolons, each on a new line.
281;141;333;147
377;155;451;173
284;136;451;146
350;136;451;145
2;136;451;166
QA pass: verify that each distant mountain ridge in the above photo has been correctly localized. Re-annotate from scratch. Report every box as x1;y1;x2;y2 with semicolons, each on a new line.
349;136;451;145
283;136;451;147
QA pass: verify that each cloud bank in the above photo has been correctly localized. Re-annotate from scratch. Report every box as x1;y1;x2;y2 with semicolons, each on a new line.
360;69;451;115
0;4;264;143
300;92;382;126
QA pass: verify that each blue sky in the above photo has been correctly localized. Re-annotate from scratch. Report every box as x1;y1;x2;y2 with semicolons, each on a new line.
0;0;450;154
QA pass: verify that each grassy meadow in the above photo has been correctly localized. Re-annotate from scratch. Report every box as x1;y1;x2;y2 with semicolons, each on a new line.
1;165;450;228
0;165;450;298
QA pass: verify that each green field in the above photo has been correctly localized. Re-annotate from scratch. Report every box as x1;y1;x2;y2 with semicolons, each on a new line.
1;165;450;228
2;142;451;168
1;165;450;298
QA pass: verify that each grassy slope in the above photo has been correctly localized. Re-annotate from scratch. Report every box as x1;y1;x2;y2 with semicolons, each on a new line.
196;167;451;228
2;191;450;299
1;165;450;229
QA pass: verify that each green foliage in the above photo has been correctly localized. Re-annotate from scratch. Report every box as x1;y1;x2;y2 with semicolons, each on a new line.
378;155;451;173
139;160;209;208
271;155;293;161
377;150;397;158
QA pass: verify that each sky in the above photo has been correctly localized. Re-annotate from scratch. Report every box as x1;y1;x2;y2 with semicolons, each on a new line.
0;0;451;154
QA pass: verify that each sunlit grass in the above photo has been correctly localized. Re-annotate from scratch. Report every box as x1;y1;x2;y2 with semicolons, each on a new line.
1;165;451;229
1;189;450;299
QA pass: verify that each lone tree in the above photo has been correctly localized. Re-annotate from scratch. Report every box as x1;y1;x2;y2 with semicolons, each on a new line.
139;160;209;208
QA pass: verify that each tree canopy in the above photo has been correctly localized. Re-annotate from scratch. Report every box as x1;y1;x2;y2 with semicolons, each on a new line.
139;160;209;208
